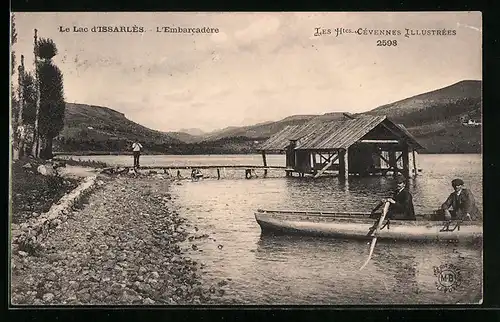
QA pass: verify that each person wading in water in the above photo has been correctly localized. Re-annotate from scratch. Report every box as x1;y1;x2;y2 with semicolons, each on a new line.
131;140;143;168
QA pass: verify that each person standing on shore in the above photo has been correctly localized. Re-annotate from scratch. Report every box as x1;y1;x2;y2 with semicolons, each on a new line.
131;140;143;168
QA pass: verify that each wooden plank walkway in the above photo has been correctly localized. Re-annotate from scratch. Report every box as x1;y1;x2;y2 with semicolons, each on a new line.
101;164;287;179
122;165;286;170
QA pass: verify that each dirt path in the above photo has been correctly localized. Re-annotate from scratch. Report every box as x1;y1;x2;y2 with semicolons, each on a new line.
11;174;227;305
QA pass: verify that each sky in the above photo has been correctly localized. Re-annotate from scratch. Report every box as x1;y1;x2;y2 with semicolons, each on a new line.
11;12;482;133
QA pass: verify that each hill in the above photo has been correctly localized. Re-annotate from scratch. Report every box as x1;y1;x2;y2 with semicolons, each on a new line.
362;80;481;153
55;103;183;153
178;128;206;136
165;131;199;144
365;80;481;117
198;115;346;142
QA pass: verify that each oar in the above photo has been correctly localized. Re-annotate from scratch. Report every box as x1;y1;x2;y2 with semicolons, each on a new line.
360;201;389;270
370;200;383;215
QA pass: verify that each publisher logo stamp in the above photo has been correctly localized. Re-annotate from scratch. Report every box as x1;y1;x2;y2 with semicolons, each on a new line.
434;264;462;292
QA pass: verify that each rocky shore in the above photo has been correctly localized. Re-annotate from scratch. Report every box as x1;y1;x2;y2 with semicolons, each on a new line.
11;174;228;305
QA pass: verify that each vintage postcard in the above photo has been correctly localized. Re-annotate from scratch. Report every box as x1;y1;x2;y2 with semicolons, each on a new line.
9;12;482;306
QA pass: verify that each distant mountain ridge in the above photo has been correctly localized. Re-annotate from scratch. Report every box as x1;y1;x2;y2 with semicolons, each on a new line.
56;80;481;154
362;80;482;153
178;128;206;136
364;80;481;117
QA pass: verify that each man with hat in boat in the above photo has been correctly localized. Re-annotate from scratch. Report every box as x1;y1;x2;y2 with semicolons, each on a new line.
372;175;416;220
440;178;480;221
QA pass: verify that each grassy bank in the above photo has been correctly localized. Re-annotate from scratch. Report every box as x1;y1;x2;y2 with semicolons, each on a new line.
10;158;81;224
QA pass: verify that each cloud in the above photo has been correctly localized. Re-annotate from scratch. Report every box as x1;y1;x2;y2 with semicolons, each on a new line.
253;88;276;96
233;15;282;53
206;87;232;99
162;90;194;102
234;15;281;42
190;102;206;108
211;31;228;43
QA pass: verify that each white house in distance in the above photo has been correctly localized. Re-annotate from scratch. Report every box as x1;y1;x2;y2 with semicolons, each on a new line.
462;119;481;127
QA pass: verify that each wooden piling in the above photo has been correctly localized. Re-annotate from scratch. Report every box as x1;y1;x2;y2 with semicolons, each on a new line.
412;149;418;177
389;150;397;176
261;151;268;178
401;146;410;179
339;148;349;179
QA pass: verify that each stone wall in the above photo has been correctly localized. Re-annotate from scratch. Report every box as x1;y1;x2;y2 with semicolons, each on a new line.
12;175;103;254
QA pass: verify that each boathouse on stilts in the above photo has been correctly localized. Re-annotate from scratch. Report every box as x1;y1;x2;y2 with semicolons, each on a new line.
258;114;424;179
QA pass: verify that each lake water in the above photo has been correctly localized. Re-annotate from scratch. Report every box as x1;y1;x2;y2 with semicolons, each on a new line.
61;153;483;305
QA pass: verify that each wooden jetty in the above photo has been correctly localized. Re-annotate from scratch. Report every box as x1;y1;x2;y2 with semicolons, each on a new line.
258;114;425;179
134;165;285;170
102;164;286;179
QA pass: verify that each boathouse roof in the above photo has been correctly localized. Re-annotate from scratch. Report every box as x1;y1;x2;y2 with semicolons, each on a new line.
258;115;424;151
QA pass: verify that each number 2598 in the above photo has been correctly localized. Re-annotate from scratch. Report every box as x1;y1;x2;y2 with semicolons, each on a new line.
377;40;397;46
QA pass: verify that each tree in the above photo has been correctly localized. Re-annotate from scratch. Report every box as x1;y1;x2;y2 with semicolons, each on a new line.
11;14;18;158
35;38;66;159
20;71;37;126
36;38;58;60
11;14;17;78
16;70;38;157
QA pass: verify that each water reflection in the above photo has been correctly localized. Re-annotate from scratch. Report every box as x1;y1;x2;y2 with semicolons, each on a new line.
282;175;400;213
255;234;353;258
252;235;370;304
373;246;421;299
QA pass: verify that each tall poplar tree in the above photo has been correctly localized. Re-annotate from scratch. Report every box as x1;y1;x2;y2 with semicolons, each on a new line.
35;38;66;159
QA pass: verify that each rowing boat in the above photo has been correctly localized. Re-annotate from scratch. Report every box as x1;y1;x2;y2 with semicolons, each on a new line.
254;209;483;242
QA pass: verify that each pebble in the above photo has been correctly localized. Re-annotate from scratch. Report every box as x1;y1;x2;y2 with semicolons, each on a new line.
78;292;91;302
69;281;79;289
47;272;57;281
42;293;55;302
144;297;155;305
122;289;141;302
